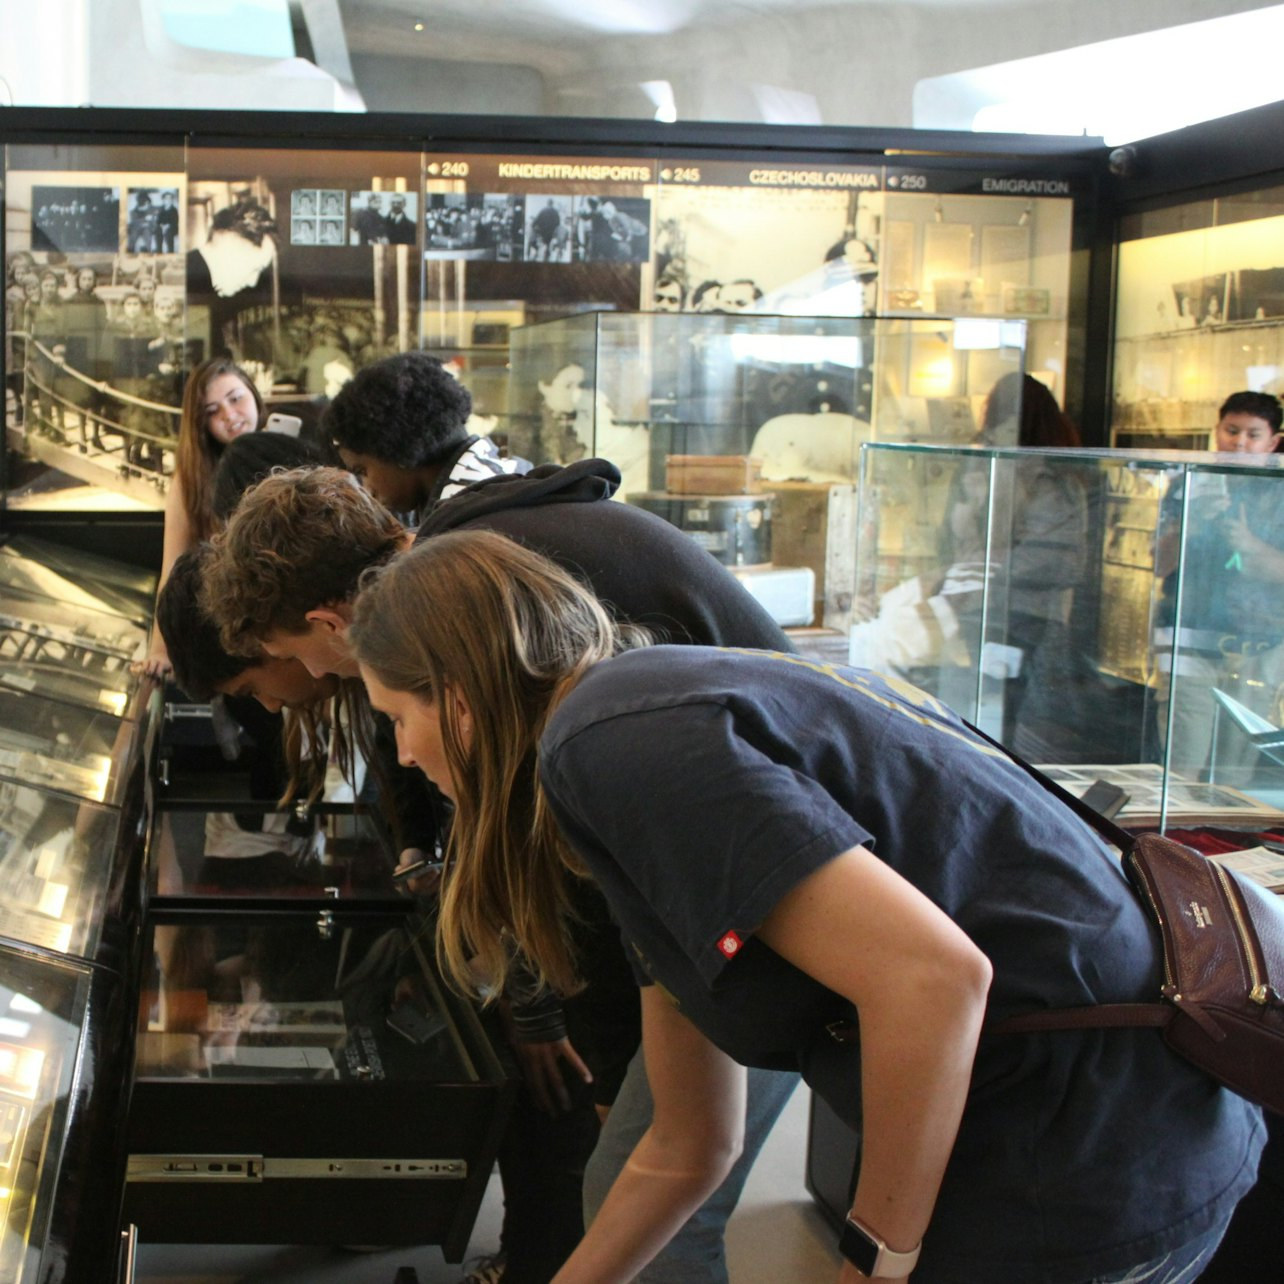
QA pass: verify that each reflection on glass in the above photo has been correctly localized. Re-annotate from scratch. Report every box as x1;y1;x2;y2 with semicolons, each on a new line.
1;535;157;625
0;956;90;1284
0;689;132;805
0;781;115;958
138;919;472;1084
0;591;146;663
150;807;396;900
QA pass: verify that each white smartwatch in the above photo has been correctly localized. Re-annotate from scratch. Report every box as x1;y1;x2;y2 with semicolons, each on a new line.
838;1214;922;1279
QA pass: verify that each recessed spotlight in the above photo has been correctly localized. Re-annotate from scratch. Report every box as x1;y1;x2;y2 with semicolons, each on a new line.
414;21;424;31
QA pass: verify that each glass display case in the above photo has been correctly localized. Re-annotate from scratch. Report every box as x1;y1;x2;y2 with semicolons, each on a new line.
0;534;155;1280
147;801;407;908
506;310;1025;631
129;687;511;1256
0;533;151;728
125;907;513;1254
1112;180;1284;448
0;944;134;1284
852;442;1284;831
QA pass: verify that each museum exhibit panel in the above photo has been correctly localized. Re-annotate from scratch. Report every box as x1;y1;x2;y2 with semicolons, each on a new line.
0;536;154;1282
3;107;1095;532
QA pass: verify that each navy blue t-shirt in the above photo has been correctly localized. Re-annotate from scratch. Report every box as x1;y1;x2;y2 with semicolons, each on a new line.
540;647;1263;1284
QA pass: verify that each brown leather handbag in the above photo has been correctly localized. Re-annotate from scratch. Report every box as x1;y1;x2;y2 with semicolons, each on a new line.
977;730;1284;1116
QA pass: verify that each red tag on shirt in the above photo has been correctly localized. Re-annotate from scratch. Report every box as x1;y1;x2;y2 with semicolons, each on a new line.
717;930;743;958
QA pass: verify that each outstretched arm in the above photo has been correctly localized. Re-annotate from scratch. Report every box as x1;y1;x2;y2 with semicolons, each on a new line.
757;845;993;1283
551;986;745;1284
139;479;193;678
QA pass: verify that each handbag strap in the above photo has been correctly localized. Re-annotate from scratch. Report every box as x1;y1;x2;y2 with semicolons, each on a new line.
963;718;1135;853
960;720;1176;1037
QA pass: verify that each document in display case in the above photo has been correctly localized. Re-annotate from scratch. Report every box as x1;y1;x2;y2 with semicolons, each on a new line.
852;442;1284;830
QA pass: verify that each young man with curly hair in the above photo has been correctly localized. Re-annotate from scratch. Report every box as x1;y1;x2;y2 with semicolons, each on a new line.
324;351;527;517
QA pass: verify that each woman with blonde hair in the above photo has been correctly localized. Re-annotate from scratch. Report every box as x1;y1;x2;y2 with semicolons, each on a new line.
140;357;263;676
350;529;1261;1284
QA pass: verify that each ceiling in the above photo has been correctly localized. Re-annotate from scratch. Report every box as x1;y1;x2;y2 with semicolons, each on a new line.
323;0;1276;128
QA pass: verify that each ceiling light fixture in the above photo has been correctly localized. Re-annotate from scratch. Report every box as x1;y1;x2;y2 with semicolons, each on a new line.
414;21;424;32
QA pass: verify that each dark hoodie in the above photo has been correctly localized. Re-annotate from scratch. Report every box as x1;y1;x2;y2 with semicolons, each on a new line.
416;457;796;1100
416;457;793;653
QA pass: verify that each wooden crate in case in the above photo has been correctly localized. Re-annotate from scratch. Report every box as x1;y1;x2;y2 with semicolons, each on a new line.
665;454;762;495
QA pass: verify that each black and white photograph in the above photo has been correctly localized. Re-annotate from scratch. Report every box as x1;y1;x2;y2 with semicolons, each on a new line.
186;179;279;363
31;185;121;254
348;189;418;246
652;183;881;317
1172;273;1228;328
126;186;180;254
424;192;522;260
522;195;574;262
1231;266;1284;321
290;188;346;246
572;195;651;263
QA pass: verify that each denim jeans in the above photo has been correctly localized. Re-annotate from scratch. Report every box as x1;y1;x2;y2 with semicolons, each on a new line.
583;1048;800;1284
1088;1222;1228;1284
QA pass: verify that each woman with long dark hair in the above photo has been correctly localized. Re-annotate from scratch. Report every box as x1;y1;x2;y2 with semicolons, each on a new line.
140;357;263;677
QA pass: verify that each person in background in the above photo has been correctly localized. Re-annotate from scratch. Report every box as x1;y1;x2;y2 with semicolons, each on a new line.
324;351;527;519
651;274;685;312
349;528;1262;1284
139;358;264;677
156;190;179;254
353;192;387;245
1155;390;1284;779
384;195;417;245
974;373;1089;755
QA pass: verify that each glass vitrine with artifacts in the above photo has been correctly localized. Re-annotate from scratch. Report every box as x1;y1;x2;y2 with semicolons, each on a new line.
0;534;153;1281
853;442;1284;832
1112;180;1284;448
507;310;1025;631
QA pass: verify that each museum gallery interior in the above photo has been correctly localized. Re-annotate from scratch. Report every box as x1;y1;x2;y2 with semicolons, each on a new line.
1;2;1283;1281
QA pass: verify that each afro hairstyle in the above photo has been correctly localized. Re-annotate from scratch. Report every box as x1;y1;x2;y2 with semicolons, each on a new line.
322;351;473;469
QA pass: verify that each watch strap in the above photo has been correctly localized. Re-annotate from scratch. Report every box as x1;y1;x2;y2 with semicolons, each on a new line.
838;1214;922;1279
